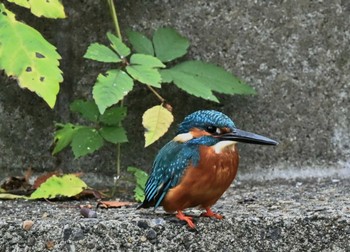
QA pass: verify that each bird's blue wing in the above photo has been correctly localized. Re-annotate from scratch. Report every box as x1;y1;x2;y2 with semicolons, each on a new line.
142;140;199;209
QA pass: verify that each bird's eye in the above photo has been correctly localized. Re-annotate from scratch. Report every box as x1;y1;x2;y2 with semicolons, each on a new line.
206;126;221;134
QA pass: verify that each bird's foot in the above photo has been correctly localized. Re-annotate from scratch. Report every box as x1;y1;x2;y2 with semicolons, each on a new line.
176;211;196;229
200;207;223;219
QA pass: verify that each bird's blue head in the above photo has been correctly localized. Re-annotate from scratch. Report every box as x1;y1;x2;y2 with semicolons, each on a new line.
175;110;278;146
177;110;236;134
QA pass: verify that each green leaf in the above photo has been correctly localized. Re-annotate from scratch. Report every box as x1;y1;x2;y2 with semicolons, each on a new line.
175;61;255;94
107;32;130;57
29;174;87;199
153;27;189;62
161;69;219;102
99;127;128;144
70;100;100;122
99;107;127;126
84;43;121;63
126;30;154;55
52;123;79;155
71;127;104;158
93;70;134;114
163;60;256;102
8;0;66;18
160;69;173;83
127;166;149;202
126;65;162;88
126;54;165;87
142;105;174;147
133;187;145;202
130;54;165;68
0;4;63;108
127;167;148;187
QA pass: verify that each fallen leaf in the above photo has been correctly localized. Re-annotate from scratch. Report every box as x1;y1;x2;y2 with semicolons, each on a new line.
33;171;83;189
97;201;133;208
0;176;31;191
0;193;27;200
24;167;32;183
76;188;106;199
33;172;60;189
29;174;87;199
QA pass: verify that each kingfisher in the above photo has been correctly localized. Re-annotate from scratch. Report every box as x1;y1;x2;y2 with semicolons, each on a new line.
138;110;277;228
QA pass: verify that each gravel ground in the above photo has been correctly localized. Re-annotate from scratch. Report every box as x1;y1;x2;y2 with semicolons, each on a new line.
0;178;349;251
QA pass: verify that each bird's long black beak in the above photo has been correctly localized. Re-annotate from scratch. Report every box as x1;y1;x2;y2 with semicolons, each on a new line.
218;128;278;145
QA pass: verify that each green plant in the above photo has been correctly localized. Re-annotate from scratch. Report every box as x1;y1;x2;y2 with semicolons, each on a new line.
0;1;65;108
53;100;127;158
127;166;148;202
53;25;255;156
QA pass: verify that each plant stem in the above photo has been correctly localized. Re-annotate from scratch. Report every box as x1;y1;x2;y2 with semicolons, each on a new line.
147;86;165;103
106;0;167;197
107;0;122;39
107;0;123;186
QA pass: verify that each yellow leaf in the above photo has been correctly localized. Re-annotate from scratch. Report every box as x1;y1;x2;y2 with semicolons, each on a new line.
0;193;27;200
8;0;66;19
142;105;174;147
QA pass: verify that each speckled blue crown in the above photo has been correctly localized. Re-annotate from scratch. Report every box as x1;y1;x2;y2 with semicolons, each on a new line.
177;110;236;134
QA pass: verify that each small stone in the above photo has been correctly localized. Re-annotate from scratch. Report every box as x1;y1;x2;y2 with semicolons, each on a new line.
269;205;278;210
145;229;157;240
22;220;34;231
45;240;55;250
137;220;149;229
80;207;97;218
140;236;147;242
63;227;72;241
150;218;166;227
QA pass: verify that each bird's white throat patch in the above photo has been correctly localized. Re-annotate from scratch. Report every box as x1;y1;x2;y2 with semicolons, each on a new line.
213;141;237;154
173;132;193;142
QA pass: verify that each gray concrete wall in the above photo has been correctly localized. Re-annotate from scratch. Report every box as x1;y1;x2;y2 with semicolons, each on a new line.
0;0;349;182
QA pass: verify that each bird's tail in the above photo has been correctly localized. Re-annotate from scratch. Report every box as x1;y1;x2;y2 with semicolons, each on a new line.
136;200;153;209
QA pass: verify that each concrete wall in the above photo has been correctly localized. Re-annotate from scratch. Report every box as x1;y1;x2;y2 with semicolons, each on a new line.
0;0;349;182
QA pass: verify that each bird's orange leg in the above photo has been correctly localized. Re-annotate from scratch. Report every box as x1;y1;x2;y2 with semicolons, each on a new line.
176;211;196;229
200;207;223;219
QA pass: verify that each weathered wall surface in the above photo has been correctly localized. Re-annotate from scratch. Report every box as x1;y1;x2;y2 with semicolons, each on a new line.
0;0;349;181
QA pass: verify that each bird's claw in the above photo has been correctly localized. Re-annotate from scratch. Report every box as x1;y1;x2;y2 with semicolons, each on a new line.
200;208;223;219
176;211;196;229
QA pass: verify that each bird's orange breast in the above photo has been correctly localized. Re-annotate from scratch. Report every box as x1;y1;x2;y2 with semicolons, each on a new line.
162;144;239;212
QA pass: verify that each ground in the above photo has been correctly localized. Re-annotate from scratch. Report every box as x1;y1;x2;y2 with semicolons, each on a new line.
0;177;349;251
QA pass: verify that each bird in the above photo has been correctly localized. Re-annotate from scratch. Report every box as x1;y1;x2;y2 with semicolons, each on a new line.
138;110;278;228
